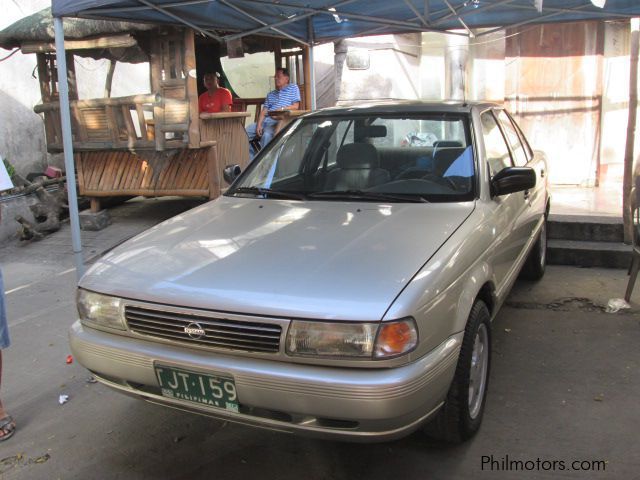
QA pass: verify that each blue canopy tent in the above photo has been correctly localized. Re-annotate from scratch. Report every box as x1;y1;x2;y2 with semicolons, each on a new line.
49;0;640;277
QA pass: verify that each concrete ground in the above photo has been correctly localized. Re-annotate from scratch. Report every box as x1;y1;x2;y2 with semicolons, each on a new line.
0;197;639;479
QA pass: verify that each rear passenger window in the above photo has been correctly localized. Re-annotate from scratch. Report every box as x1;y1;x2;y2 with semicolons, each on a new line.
496;110;528;167
481;111;512;176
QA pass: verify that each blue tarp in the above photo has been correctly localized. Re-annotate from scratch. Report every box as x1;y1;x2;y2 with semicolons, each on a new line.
51;0;640;44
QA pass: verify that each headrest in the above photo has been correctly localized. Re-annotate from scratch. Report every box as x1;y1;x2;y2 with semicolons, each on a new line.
336;143;379;169
433;140;463;150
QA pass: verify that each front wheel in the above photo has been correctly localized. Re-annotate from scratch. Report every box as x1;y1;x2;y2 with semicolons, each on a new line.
427;300;491;443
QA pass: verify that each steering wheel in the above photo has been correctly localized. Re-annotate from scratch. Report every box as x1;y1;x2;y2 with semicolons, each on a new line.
422;173;458;191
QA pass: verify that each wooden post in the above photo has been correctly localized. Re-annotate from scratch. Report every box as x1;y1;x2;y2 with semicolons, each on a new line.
274;39;282;70
104;60;116;98
184;29;200;149
66;52;78;101
302;46;311;110
206;143;219;199
624;18;639;244
150;37;165;150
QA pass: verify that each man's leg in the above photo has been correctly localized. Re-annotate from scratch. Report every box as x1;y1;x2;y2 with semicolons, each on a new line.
259;122;277;150
246;122;259;160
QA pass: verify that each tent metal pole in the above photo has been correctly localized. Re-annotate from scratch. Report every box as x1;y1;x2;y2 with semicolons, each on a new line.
308;18;317;110
53;16;85;281
219;0;309;45
136;0;223;41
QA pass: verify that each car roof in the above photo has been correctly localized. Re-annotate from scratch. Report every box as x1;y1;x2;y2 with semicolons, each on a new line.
305;100;500;118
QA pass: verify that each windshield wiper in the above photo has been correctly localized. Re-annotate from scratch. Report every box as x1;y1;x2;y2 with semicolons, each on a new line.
307;190;428;203
231;187;306;200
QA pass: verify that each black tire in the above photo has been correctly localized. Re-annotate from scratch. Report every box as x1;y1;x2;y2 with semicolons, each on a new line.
427;300;491;443
520;217;547;280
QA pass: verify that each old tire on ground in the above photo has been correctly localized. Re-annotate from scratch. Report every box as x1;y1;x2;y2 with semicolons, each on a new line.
427;300;491;443
520;218;547;281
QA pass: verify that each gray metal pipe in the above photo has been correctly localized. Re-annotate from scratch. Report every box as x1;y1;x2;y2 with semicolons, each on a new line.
54;17;85;280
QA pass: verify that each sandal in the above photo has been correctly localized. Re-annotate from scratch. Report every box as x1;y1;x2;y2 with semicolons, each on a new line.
0;415;15;442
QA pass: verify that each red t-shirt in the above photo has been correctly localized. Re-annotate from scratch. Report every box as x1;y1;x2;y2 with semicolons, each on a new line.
198;88;233;113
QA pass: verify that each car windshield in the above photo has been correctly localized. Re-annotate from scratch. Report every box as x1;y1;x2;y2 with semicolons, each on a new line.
229;114;475;203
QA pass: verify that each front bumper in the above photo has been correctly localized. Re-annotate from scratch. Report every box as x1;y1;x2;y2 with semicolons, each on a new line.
69;321;461;441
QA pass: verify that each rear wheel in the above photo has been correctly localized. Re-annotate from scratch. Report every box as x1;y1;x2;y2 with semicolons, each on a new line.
521;217;547;280
427;300;491;443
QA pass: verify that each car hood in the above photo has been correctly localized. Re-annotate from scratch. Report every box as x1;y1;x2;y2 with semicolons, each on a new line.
80;197;475;321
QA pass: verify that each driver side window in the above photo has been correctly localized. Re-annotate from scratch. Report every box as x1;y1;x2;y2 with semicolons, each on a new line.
481;110;513;177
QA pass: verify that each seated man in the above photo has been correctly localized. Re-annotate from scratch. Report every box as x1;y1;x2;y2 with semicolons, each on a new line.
246;67;301;160
198;72;233;113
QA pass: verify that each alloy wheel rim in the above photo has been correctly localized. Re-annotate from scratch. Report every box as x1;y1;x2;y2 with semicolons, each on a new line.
468;323;489;419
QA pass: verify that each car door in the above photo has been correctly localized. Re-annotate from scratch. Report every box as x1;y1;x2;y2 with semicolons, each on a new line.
495;109;545;240
480;108;529;290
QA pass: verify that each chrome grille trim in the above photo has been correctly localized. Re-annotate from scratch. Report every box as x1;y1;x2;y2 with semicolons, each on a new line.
125;305;282;353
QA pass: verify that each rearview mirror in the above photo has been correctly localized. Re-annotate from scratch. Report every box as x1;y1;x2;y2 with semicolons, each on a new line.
223;164;242;185
491;167;536;197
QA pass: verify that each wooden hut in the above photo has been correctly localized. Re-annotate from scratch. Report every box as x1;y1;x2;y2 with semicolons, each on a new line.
0;8;312;212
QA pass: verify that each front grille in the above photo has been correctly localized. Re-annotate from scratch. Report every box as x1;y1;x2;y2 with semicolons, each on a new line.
125;305;282;353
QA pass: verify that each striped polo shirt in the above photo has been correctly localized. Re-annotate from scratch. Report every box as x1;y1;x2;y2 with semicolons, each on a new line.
264;83;301;112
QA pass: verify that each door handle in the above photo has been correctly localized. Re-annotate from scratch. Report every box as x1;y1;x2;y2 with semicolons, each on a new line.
540;169;545;178
524;190;530;200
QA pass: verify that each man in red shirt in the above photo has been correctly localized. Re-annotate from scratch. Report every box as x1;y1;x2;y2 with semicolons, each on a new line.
198;72;233;113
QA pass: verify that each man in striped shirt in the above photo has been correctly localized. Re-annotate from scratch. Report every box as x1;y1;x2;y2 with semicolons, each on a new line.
246;67;301;160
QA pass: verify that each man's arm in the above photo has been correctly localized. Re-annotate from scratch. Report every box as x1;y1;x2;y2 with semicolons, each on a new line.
220;88;233;112
286;84;301;110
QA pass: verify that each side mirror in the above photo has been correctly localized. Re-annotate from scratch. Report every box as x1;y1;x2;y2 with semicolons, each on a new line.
223;164;242;185
491;167;536;197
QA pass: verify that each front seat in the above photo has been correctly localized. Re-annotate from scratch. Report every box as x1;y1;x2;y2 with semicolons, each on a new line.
325;143;390;190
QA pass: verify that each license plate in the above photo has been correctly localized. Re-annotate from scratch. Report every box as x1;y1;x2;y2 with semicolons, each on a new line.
155;365;239;413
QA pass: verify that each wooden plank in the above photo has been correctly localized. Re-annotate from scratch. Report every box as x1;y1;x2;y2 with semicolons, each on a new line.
82;151;98;188
22;35;137;54
200;112;251;120
183;151;201;189
82;188;209;197
126;154;143;190
302;46;311;110
135;104;148;139
140;154;153;189
121;105;137;142
34;94;158;113
120;153;136;190
75;153;86;195
66;52;78;101
197;151;210;190
207;145;219;199
98;151;116;190
183;28;200;149
36;53;51;101
90;151;109;190
104;105;120;143
112;152;129;190
72;105;88;142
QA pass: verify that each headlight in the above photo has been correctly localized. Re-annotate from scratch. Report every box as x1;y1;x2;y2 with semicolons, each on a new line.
286;318;417;359
77;289;125;330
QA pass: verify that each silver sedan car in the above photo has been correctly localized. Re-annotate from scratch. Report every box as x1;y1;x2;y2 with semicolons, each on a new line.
70;102;549;443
